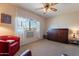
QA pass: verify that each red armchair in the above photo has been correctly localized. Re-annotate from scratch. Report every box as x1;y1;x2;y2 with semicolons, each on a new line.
0;36;20;56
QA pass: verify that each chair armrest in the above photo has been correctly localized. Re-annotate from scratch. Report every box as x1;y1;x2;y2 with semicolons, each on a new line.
0;41;9;55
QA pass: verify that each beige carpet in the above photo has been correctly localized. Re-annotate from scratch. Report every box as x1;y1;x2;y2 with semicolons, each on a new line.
15;39;79;56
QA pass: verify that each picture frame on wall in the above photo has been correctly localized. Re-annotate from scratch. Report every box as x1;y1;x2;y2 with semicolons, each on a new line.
1;13;11;24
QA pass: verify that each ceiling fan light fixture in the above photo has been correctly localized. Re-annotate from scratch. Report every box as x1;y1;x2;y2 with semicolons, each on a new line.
36;3;58;14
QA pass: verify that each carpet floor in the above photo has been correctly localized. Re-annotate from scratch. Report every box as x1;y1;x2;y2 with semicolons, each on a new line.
15;39;79;56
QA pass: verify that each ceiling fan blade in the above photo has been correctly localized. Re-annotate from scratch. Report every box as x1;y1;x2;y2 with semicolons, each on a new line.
42;3;46;7
35;7;44;10
42;3;49;6
43;8;49;14
51;8;57;12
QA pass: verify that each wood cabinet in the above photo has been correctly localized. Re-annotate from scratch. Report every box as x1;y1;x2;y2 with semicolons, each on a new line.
47;29;69;43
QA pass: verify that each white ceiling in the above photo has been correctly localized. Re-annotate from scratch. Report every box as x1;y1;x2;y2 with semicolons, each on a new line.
13;3;79;19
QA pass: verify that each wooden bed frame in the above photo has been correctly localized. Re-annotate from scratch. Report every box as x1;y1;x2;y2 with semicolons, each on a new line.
47;28;69;43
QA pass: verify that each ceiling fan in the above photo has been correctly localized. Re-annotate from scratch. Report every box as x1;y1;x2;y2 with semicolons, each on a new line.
36;3;58;14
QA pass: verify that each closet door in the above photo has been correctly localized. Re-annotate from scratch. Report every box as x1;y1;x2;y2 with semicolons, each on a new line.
47;29;68;43
47;30;58;41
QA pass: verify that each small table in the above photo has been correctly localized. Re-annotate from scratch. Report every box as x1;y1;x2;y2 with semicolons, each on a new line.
69;40;79;45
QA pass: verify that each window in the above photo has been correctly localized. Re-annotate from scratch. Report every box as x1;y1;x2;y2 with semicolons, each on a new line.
30;19;40;31
15;17;40;32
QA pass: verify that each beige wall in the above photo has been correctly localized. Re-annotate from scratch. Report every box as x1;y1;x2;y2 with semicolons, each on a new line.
46;12;79;40
0;4;16;35
0;4;45;45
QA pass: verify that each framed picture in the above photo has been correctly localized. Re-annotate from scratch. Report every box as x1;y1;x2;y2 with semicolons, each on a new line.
1;13;11;24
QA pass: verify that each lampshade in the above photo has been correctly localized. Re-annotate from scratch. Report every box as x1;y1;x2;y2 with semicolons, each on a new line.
69;28;78;39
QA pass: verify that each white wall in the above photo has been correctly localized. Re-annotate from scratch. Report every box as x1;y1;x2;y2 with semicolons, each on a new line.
46;11;79;40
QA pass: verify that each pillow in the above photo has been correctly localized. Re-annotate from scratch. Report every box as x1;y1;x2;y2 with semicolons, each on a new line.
6;40;15;44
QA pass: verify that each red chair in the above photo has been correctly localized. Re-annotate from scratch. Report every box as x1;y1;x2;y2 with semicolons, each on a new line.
0;35;20;56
